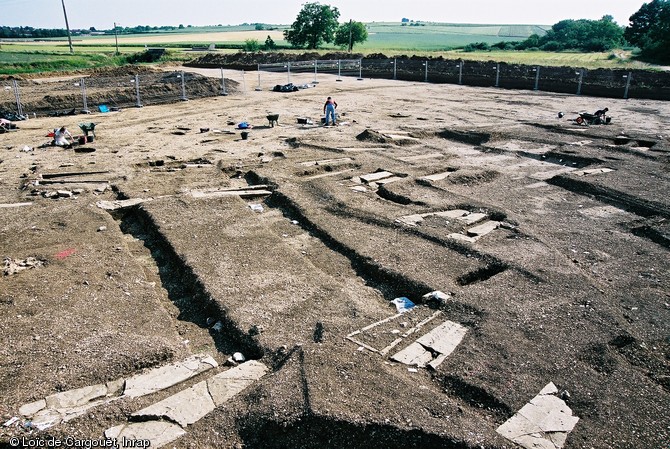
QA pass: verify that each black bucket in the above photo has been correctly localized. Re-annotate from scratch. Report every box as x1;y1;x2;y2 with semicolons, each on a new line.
241;131;249;140
86;135;94;143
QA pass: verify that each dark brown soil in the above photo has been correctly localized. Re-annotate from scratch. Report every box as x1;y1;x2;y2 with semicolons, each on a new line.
0;67;668;449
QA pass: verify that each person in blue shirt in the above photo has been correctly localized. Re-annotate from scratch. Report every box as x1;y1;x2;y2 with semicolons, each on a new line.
323;96;338;126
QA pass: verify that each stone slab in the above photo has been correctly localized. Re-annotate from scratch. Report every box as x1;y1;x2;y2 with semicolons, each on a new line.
0;202;33;208
433;210;469;219
390;342;434;367
96;198;151;211
396;214;425;226
497;382;579;449
375;176;404;185
305;169;355;180
574;167;614;177
105;421;186;449
456;213;487;225
30;408;62;431
207;360;269;406
45;384;107;410
415;320;468;356
299;157;353;166
421;171;452;182
124;354;217;398
360;171;394;183
19;399;46;416
132;380;215;427
448;233;477;243
467;221;500;237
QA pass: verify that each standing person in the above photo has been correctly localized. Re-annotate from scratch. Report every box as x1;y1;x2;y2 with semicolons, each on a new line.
53;126;73;146
323;96;338;126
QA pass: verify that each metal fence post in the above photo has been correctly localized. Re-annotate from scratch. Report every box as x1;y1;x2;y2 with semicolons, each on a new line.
242;70;247;93
534;66;540;91
220;67;228;96
134;75;142;108
12;80;24;116
623;72;632;99
358;59;363;80
576;69;584;96
287;62;291;83
495;63;500;87
393;58;397;80
80;77;90;113
179;71;188;101
256;64;262;91
312;59;318;84
337;59;342;82
424;60;428;82
458;62;463;85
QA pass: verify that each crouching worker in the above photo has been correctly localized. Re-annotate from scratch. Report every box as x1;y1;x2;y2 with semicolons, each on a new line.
54;126;74;146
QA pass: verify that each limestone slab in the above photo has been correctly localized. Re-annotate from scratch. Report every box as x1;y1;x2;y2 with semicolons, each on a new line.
456;213;487;225
396;214;425;226
45;384;107;410
360;171;394;183
421;172;452;182
467;221;500;237
390;342;434;367
207;361;269;406
124;354;217;398
433;210;469;219
415;320;468;356
305;169;355;180
132;380;215;427
105;421;186;448
299;157;352;166
19;399;46;416
375;176;404;185
497;382;579;449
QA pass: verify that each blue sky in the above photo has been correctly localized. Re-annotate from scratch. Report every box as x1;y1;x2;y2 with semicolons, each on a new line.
0;0;647;29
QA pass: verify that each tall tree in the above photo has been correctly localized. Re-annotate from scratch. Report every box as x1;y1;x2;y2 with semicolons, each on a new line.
334;20;368;51
625;0;665;45
284;2;340;49
625;0;670;61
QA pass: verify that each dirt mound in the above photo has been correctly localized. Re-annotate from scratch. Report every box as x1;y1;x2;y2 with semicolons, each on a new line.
448;169;500;185
356;129;390;144
187;51;365;69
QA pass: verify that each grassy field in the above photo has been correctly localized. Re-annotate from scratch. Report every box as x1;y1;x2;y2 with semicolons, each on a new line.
0;22;655;74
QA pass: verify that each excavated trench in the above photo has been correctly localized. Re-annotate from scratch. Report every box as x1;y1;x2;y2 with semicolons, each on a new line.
104;180;521;446
111;205;264;359
237;415;478;449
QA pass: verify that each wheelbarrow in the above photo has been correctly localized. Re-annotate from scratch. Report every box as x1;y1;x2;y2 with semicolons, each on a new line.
575;113;611;125
78;122;96;142
266;114;279;127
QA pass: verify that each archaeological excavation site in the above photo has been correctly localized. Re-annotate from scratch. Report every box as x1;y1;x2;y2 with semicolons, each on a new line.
0;67;668;449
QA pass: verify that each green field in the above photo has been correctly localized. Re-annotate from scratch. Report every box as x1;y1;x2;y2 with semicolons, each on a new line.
0;22;655;74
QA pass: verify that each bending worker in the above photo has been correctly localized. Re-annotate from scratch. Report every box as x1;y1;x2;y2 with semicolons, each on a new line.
323;96;338;126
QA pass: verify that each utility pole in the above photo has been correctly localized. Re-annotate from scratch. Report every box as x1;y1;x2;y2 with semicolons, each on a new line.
348;19;353;53
114;22;119;55
61;0;74;54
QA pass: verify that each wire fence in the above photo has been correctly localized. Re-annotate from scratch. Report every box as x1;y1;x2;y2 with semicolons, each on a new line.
2;58;669;119
0;69;242;118
251;58;670;101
